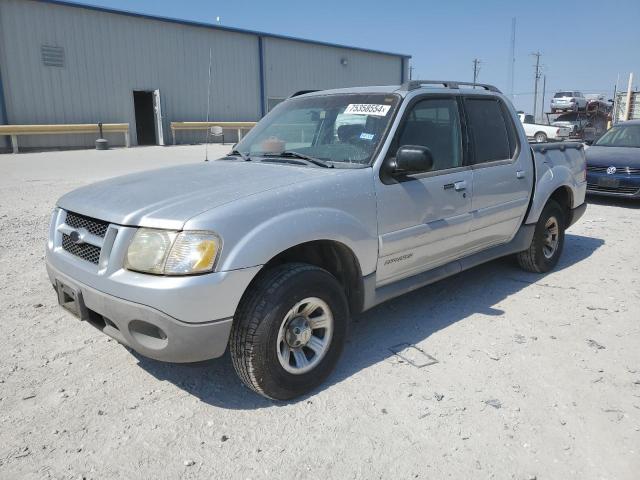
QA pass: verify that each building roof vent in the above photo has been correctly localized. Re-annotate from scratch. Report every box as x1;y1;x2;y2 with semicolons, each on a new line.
41;45;65;67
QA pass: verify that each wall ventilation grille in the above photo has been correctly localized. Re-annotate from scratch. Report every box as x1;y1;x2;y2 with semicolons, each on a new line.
41;45;65;67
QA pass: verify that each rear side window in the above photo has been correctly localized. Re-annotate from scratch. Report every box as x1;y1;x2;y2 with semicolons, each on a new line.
465;98;513;164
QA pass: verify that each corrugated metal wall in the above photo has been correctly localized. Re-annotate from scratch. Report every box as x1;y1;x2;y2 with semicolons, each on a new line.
263;37;404;102
0;0;407;149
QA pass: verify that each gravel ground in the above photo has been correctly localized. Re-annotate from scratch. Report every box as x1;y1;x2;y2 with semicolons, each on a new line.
1;145;639;480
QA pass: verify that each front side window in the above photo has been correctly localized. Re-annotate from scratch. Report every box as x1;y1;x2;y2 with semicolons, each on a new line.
234;93;400;166
394;97;462;171
465;98;512;163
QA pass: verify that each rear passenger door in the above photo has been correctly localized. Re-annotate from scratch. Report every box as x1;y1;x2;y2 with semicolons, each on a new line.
463;96;534;250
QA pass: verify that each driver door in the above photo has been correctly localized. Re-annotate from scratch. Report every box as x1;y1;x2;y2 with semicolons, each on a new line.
374;96;474;286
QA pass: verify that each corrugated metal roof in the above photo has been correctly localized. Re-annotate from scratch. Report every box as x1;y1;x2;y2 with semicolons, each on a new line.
34;0;412;59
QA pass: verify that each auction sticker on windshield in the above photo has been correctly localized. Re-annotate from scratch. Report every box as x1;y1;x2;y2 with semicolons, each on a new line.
344;104;391;116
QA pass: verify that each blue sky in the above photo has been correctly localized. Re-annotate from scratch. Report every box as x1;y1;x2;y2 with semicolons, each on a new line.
78;0;639;113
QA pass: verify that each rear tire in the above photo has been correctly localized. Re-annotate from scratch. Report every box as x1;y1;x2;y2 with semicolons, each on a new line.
230;263;348;400
534;132;548;143
517;199;565;273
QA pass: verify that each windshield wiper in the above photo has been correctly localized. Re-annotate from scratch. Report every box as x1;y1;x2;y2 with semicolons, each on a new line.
261;151;333;168
229;149;251;161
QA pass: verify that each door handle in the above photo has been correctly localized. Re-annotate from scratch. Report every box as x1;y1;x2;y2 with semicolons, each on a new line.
453;180;467;191
516;170;526;179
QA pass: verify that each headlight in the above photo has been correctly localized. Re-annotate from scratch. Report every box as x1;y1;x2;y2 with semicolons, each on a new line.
125;229;221;275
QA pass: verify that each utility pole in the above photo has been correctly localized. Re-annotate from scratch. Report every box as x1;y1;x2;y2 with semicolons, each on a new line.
541;74;546;121
409;65;414;81
531;51;542;121
472;58;482;85
624;72;634;121
508;18;516;100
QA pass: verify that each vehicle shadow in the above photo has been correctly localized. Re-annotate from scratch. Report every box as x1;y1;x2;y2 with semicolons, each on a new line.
134;233;604;410
587;194;640;209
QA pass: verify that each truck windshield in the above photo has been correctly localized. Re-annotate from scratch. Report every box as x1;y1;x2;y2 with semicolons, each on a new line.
233;93;401;166
595;124;640;148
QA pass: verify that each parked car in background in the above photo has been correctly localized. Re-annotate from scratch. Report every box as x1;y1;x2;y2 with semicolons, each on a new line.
584;94;612;114
551;91;587;112
586;120;640;198
518;112;571;143
552;112;592;137
46;81;587;399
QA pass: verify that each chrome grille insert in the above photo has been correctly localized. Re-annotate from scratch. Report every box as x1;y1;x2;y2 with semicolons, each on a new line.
65;211;109;238
61;233;102;264
587;165;640;175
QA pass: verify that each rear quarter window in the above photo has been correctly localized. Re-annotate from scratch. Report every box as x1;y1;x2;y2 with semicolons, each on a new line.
464;97;514;163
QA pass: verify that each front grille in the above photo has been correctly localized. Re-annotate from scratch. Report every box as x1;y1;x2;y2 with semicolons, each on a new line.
587;183;639;195
62;233;102;264
65;211;109;237
587;165;640;175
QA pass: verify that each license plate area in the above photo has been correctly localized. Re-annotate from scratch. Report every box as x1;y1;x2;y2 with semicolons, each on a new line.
598;177;619;188
56;280;89;320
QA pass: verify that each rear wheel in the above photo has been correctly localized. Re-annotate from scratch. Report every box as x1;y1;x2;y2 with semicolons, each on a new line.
534;132;548;143
230;263;348;400
517;199;565;273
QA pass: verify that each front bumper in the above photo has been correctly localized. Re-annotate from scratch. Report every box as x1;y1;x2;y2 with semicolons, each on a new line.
47;261;238;362
45;208;263;362
586;172;640;198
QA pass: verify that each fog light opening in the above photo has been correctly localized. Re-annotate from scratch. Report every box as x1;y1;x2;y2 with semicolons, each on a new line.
128;320;168;350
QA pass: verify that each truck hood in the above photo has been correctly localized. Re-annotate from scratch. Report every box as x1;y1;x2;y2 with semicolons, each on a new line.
585;146;640;167
57;160;341;229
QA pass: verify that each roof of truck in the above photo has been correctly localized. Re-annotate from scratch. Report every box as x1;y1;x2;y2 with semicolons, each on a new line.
298;81;503;98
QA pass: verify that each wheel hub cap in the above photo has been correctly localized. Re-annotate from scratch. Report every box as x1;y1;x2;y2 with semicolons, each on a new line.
276;297;334;375
543;216;559;259
285;317;312;348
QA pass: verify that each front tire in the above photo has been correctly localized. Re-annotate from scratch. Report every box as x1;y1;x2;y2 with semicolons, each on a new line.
517;199;565;273
230;263;348;400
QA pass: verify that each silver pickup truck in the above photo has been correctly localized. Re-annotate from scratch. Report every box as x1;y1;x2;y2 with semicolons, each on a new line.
46;80;587;400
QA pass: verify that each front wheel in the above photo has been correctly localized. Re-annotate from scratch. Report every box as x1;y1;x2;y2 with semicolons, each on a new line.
534;132;548;143
516;199;565;273
230;263;348;400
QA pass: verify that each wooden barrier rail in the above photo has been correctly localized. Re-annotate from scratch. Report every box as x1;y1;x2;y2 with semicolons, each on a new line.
170;121;257;145
0;123;130;153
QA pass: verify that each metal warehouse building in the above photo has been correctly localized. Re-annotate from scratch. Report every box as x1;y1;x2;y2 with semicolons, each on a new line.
0;0;410;150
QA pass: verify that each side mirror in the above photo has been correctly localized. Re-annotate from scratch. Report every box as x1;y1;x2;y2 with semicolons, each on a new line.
393;145;434;174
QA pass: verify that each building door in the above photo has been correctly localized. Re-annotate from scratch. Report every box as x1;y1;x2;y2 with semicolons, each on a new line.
153;89;165;146
133;91;157;145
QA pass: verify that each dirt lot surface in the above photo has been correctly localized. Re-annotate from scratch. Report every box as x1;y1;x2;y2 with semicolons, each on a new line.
1;146;639;479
